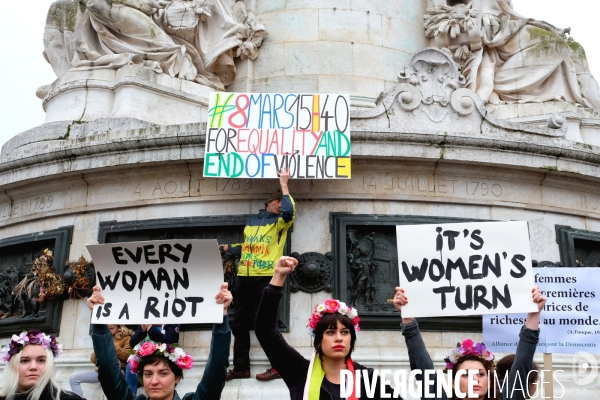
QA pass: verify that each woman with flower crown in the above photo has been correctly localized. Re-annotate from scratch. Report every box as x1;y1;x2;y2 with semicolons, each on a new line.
255;256;401;400
393;286;546;400
85;282;232;400
0;330;83;400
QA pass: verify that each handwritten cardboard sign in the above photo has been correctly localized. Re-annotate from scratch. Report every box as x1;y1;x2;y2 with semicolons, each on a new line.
484;267;600;354
397;221;538;318
204;93;351;179
86;239;224;324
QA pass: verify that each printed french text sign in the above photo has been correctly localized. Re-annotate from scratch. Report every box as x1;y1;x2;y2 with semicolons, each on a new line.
484;267;600;354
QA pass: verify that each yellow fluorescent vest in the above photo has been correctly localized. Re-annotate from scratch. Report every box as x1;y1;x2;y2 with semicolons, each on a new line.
230;195;296;277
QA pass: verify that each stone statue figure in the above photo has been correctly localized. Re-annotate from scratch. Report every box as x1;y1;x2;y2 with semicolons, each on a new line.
425;0;600;109
347;231;378;308
41;0;266;95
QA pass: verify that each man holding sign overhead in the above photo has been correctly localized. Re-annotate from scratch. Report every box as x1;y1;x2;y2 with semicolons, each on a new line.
219;167;295;381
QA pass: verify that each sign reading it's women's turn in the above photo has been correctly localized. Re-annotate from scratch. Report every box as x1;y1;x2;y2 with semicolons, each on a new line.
397;221;538;318
204;93;351;179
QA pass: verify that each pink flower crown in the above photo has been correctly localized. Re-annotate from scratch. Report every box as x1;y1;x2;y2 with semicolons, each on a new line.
127;340;193;374
443;339;495;373
1;330;62;362
307;299;360;336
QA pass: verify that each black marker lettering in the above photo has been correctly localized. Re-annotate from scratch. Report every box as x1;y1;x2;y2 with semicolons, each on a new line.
159;244;180;264
97;271;120;290
174;243;193;263
433;286;455;309
145;297;160;318
156;268;173;291
112;247;127;265
185;297;204;316
510;254;527;278
121;271;137;292
118;303;130;320
124;247;143;264
172;299;186;317
470;230;484;250
144;245;159;264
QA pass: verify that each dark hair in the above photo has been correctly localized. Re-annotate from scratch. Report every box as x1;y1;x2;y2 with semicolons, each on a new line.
496;354;538;399
313;313;357;362
450;354;498;400
137;355;183;381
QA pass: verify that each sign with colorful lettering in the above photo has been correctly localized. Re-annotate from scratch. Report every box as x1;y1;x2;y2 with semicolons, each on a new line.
86;240;224;324
204;93;351;179
397;221;538;318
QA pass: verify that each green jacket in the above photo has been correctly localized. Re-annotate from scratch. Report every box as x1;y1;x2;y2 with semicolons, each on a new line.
91;316;230;400
228;194;295;277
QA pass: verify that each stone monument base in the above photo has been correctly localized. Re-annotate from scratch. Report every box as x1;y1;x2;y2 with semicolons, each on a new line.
40;65;213;126
488;101;600;145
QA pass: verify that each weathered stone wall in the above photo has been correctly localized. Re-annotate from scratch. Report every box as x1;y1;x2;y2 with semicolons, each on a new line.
230;0;427;107
1;152;600;398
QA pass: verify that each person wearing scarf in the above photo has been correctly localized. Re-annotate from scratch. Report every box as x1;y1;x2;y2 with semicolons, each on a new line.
255;256;402;400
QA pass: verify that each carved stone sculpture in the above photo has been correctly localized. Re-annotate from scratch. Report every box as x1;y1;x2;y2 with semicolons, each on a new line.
40;0;267;96
424;0;600;109
353;47;571;138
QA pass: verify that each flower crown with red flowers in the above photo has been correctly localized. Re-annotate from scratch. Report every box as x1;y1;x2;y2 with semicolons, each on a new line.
443;339;495;373
1;330;62;362
127;339;193;374
307;299;360;336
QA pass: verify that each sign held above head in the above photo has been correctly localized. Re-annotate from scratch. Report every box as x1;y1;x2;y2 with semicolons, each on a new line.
204;93;351;179
86;239;224;324
397;221;538;318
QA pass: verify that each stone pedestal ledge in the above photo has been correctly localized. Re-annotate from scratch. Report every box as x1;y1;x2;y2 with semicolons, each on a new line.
41;65;214;126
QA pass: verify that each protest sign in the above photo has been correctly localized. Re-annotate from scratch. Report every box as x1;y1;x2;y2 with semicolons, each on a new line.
204;93;351;179
484;267;600;354
86;239;224;324
397;221;538;318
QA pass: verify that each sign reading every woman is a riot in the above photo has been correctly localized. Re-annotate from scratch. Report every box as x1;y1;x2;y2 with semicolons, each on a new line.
86;239;224;324
397;221;538;318
204;93;351;179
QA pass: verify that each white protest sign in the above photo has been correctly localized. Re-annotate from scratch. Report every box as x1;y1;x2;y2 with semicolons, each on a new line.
204;93;351;179
397;221;537;318
87;239;224;324
484;268;600;354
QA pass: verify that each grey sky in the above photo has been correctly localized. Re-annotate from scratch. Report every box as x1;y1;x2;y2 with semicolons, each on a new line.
0;1;597;150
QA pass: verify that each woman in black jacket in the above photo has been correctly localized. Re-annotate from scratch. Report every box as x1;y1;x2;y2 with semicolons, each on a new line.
0;330;84;400
255;256;401;400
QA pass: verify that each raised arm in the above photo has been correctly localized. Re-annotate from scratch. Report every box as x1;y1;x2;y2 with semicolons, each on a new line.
503;287;546;400
277;168;295;224
192;283;232;400
87;287;134;400
394;287;443;399
255;256;310;389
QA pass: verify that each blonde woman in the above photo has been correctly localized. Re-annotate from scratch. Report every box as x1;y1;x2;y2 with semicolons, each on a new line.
0;330;83;400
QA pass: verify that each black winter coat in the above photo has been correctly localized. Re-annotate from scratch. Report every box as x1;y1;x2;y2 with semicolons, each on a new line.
255;284;401;400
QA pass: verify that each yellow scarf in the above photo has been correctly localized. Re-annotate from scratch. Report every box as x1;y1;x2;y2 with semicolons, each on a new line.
303;351;357;400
